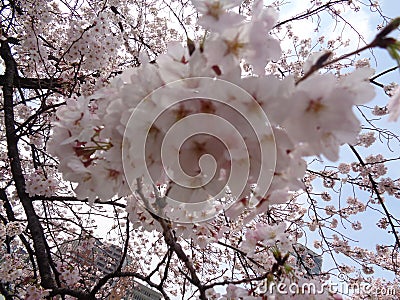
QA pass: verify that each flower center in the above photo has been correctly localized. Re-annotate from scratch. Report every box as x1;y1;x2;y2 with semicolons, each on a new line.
306;98;325;113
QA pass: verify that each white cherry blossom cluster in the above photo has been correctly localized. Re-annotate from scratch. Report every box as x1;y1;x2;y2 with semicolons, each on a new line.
49;0;375;229
0;254;24;283
356;131;376;148
337;163;351;174
384;82;399;96
57;262;81;286
25;171;58;197
241;223;289;256
372;105;388;116
378;177;399;197
388;86;400;121
24;285;50;300
5;221;25;237
62;14;120;70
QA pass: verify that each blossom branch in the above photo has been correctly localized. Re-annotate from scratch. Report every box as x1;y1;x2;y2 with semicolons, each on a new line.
349;145;400;250
298;18;400;84
135;179;207;299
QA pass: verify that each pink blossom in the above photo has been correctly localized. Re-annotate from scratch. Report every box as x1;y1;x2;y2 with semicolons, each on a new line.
192;0;244;33
388;86;400;121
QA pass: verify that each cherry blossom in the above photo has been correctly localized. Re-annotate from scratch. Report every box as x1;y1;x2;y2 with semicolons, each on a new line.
1;0;400;299
191;0;244;33
388;86;400;121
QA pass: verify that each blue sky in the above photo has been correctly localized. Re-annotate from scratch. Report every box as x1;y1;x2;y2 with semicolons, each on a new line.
287;0;400;288
257;0;400;293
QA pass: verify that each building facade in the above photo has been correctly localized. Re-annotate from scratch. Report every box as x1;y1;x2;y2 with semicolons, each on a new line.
58;239;162;299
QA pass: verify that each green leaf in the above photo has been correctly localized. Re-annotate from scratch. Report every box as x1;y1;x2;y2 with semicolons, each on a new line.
387;40;400;66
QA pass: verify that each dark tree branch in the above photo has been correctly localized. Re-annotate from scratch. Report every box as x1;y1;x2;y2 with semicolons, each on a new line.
275;0;349;28
135;178;206;299
0;74;62;91
31;195;127;208
349;145;400;250
1;40;56;289
116;214;130;272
